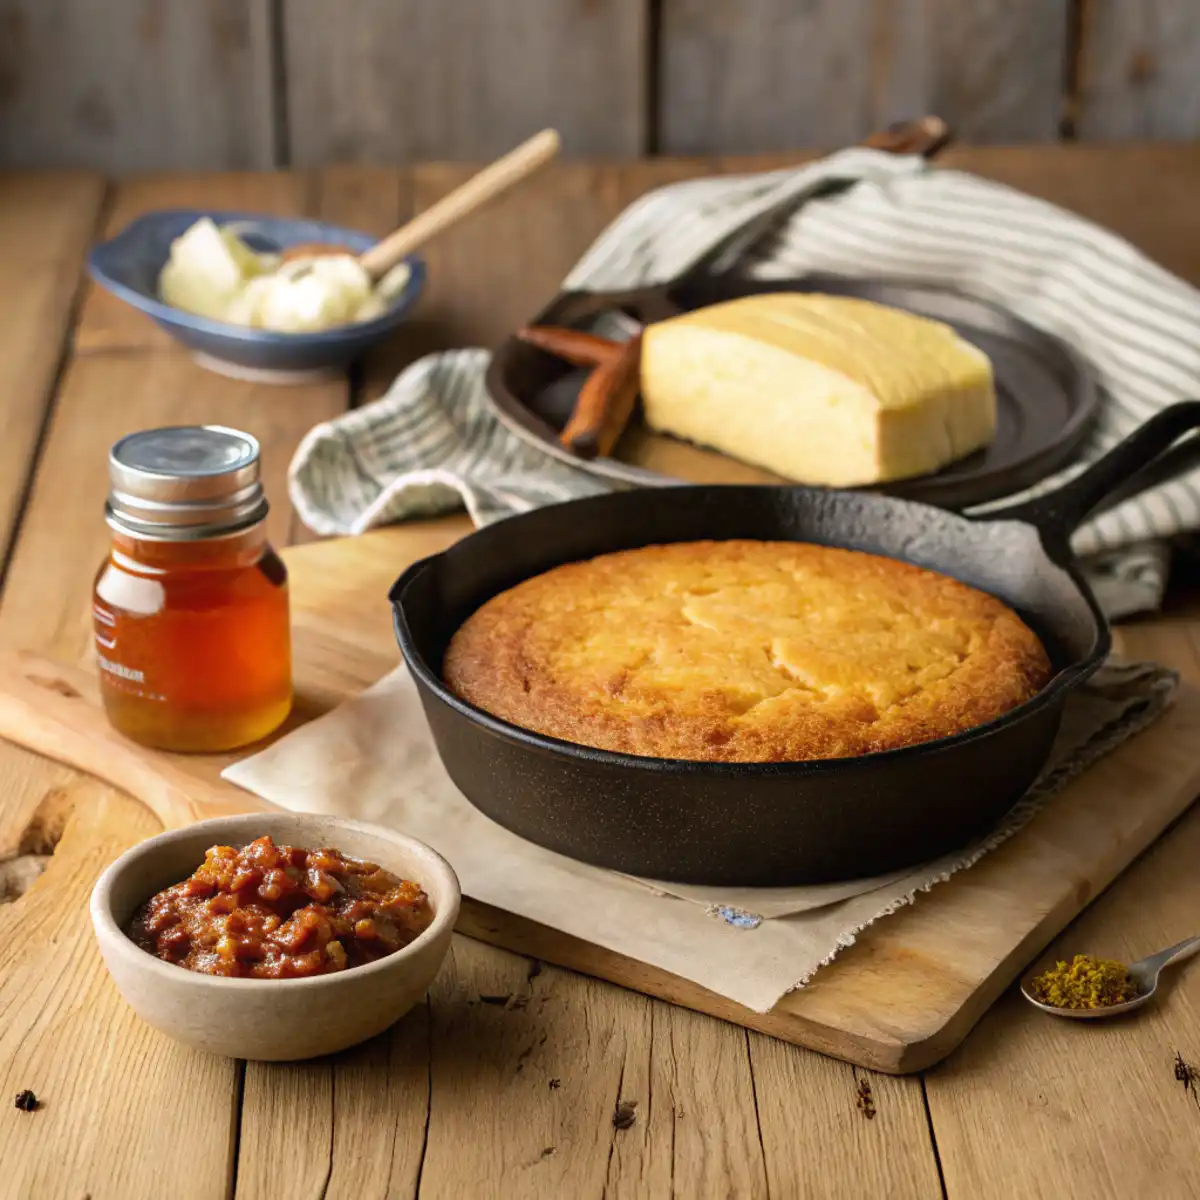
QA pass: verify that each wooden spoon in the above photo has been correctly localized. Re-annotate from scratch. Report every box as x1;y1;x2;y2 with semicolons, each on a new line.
281;128;562;279
0;649;269;830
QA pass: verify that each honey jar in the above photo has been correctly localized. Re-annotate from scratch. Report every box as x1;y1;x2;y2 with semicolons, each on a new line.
93;426;292;752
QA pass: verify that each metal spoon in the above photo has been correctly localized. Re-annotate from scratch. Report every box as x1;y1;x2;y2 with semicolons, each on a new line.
1021;935;1200;1019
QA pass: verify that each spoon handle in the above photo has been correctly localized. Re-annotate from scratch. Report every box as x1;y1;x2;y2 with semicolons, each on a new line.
359;129;561;279
1138;935;1200;976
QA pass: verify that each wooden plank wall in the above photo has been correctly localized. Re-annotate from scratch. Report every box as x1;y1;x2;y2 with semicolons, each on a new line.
658;0;1070;151
0;0;278;173
1076;0;1200;139
0;0;1196;173
283;0;648;164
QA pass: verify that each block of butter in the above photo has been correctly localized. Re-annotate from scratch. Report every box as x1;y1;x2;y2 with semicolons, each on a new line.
639;293;996;486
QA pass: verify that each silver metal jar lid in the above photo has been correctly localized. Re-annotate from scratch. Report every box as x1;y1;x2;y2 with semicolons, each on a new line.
106;426;269;540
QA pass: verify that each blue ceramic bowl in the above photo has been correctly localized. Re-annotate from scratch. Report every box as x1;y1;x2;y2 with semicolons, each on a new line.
88;209;426;382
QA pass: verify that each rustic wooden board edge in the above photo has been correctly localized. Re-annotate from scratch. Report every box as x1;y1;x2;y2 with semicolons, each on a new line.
891;717;1200;1070
454;899;904;1071
796;685;1200;1072
275;526;1200;1075
455;684;1200;1074
4;638;1197;1074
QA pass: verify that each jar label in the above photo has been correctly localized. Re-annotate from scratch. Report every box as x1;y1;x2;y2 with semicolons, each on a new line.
95;653;145;684
93;602;155;696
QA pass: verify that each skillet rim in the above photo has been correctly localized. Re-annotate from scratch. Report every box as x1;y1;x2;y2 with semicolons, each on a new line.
389;485;1113;777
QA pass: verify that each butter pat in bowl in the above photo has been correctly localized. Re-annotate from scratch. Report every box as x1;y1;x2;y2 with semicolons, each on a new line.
88;210;426;383
90;813;459;1061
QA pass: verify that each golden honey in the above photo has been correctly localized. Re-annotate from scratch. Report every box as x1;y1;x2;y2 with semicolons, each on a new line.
92;426;292;752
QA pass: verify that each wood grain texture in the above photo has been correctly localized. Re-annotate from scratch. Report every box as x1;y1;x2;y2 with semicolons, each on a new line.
1078;0;1200;139
13;521;1197;1075
659;0;1067;153
445;686;1200;1072
659;0;882;153
237;1061;335;1199
1119;634;1200;685
749;1034;942;1198
258;527;1200;1073
405;940;869;1199
1;152;1200;1197
417;941;628;1197
0;652;270;830
364;161;624;400
925;788;1200;1198
74;171;309;353
5;2;1191;171
320;1011;431;1199
0;0;277;173
0;779;240;1200
0;171;104;575
881;0;1069;141
603;1010;770;1197
0;167;354;1200
0;746;75;874
282;0;647;166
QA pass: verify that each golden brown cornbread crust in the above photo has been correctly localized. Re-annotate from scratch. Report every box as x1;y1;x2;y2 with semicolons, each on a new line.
443;541;1051;763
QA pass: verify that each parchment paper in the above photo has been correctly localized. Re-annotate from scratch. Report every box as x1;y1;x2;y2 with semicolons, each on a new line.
223;661;1176;1012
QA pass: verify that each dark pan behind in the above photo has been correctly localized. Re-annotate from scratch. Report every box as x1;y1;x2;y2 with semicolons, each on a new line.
485;274;1100;511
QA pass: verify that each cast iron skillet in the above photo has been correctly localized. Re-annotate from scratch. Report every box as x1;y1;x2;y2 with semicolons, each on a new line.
390;403;1200;887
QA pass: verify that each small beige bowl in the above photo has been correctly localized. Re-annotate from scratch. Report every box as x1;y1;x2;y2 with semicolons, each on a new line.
90;812;460;1061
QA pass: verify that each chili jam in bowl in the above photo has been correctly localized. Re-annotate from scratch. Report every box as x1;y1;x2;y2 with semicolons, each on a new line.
90;813;460;1061
129;834;436;978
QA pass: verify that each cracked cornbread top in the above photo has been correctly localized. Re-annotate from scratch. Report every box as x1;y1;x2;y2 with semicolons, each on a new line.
442;541;1051;763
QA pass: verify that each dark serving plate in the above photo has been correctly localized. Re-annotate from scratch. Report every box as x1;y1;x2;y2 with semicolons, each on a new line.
485;273;1100;512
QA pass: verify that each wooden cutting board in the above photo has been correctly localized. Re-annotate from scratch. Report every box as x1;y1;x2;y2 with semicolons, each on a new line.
3;520;1199;1075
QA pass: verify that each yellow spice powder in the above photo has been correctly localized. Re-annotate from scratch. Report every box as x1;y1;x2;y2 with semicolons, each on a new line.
1029;954;1139;1010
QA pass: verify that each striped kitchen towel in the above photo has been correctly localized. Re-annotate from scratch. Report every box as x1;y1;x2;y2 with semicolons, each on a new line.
289;147;1200;618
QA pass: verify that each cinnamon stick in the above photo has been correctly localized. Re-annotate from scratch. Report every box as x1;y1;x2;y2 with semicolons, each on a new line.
516;325;623;368
559;333;643;460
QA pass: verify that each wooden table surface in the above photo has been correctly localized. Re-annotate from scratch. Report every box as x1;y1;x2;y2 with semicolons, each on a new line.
1;147;1199;1200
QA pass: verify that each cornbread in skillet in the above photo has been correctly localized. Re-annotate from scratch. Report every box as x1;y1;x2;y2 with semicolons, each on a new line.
442;541;1050;763
639;293;996;486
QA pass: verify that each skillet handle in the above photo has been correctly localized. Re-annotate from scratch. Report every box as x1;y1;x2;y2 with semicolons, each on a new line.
982;401;1200;543
860;115;953;159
